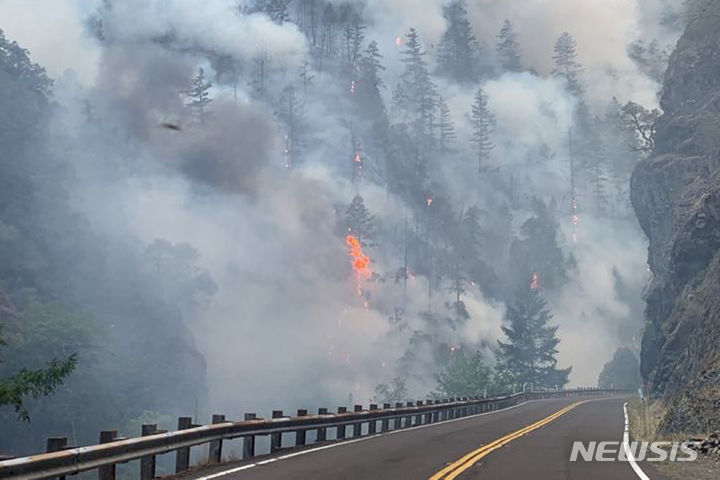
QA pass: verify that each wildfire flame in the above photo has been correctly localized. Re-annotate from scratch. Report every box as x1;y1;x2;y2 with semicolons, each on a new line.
427;197;433;207
353;153;362;163
346;235;371;297
530;272;539;290
395;36;403;47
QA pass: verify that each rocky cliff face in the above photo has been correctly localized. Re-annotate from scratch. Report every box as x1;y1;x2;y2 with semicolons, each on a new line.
631;2;720;434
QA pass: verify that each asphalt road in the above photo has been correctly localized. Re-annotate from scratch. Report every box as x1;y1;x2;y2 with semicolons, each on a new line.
188;397;672;480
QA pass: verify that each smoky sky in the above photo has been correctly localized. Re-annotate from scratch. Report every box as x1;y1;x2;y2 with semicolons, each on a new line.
0;0;683;416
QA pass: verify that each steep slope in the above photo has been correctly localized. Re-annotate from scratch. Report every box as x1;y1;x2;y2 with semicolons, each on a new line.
631;2;720;433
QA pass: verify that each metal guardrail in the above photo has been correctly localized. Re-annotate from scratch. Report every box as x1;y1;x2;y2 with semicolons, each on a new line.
0;388;627;480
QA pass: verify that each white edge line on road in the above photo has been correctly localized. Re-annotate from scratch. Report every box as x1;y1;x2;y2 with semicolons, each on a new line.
193;398;549;480
623;402;651;480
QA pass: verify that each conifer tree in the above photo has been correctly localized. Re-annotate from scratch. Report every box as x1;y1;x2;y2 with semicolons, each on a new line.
394;28;438;178
496;19;522;72
344;194;376;247
509;199;568;290
436;0;480;83
497;286;571;390
357;40;386;120
183;67;212;124
470;88;495;173
436;96;456;158
552;32;584;97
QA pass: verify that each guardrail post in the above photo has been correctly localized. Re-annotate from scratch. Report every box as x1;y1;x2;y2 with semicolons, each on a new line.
46;437;67;480
242;414;257;459
415;401;424;425
426;401;435;423
208;414;226;463
336;407;347;439
175;417;193;473
295;409;308;446
98;431;117;480
368;404;378;434
317;408;328;442
353;405;363;437
271;410;283;453
140;424;158;480
404;402;414;427
394;403;403;429
381;404;391;432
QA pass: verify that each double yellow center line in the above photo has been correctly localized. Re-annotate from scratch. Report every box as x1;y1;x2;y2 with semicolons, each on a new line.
429;401;585;480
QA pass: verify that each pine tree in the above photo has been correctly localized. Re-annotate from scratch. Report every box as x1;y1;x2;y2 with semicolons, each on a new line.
356;41;386;121
344;22;365;70
496;19;522;72
509;198;568;290
470;88;495;173
436;0;480;83
344;194;376;247
552;32;584;97
436;96;456;158
183;67;212;124
497;286;571;390
394;28;438;178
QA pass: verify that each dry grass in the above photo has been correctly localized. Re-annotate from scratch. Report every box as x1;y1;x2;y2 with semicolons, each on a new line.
626;397;720;480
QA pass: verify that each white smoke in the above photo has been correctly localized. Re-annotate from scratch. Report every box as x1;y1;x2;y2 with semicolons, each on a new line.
2;0;676;414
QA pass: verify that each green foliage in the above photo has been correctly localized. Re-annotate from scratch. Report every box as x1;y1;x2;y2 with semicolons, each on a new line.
344;195;377;247
433;350;493;398
374;377;408;404
497;286;571;390
0;352;76;422
598;347;642;390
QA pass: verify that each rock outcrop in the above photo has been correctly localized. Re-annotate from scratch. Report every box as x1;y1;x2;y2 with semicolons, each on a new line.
631;1;720;433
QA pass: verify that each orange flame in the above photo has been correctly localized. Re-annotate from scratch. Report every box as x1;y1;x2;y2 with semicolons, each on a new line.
346;235;370;271
427;197;433;207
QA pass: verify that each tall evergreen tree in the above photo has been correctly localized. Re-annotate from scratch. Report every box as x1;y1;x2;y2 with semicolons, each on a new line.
356;40;386;120
344;194;377;247
436;0;480;83
470;88;495;173
509;199;568;290
435;96;456;158
497;286;571;390
183;67;212;124
496;19;522;72
394;28;438;178
552;32;584;97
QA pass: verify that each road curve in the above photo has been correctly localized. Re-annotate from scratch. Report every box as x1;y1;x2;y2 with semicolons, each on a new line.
186;397;672;480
